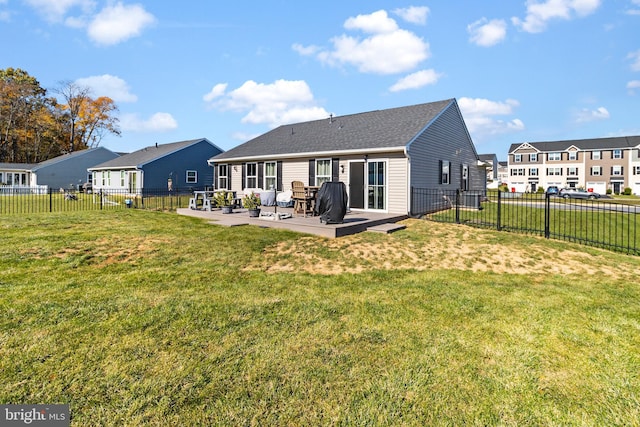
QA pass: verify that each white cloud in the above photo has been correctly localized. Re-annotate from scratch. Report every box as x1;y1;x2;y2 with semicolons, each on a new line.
291;43;321;56
628;50;640;71
203;83;228;102
75;74;137;103
204;79;329;128
458;97;525;141
512;0;602;33
87;2;155;46
389;69;443;92
468;18;507;47
120;112;178;133
393;6;430;25
24;0;95;23
344;9;398;34
574;106;610;123
627;80;640;94
298;10;430;75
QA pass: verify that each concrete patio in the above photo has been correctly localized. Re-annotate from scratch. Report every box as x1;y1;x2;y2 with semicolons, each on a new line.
177;206;408;238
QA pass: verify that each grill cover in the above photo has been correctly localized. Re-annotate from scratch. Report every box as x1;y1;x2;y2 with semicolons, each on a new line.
315;181;348;224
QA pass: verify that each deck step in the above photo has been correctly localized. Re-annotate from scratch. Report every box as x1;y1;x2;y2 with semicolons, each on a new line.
366;223;406;234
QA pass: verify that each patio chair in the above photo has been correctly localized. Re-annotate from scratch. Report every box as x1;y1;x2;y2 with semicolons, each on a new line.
291;181;314;217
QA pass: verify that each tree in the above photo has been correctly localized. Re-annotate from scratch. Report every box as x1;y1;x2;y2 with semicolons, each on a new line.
76;96;121;148
55;81;121;152
55;81;92;152
0;68;48;162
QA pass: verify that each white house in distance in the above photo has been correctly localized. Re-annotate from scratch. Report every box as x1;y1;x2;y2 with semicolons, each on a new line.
507;135;640;194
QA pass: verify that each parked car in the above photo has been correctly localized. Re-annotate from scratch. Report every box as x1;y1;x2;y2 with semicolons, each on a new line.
559;188;600;200
546;186;560;196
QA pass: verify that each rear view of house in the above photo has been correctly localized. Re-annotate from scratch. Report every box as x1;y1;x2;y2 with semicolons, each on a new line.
209;98;483;216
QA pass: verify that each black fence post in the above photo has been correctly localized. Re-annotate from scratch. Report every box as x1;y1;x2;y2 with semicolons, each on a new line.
497;190;502;231
544;192;551;239
455;189;461;224
49;188;53;213
99;190;103;210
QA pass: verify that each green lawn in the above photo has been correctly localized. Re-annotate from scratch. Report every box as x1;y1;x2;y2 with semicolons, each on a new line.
1;210;639;425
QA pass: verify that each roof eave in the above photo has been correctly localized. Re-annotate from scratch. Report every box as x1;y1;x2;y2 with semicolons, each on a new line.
209;146;406;163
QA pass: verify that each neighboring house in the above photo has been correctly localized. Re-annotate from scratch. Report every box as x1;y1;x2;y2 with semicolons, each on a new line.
507;136;640;194
32;147;120;191
0;147;119;193
208;99;484;215
497;161;508;185
89;138;223;194
478;153;499;188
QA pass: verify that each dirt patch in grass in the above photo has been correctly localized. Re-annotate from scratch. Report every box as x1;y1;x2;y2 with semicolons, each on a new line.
246;219;635;277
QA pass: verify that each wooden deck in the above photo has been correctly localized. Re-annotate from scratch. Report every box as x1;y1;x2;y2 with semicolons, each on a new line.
176;206;407;238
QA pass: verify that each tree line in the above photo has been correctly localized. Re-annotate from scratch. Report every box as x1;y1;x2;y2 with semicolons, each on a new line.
0;67;120;163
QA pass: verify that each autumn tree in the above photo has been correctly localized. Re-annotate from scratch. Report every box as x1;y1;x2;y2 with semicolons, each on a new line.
0;69;121;162
55;81;121;152
0;68;48;162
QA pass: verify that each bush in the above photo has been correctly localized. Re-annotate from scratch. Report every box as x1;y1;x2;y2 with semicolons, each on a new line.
536;187;545;194
606;188;613;195
623;187;632;196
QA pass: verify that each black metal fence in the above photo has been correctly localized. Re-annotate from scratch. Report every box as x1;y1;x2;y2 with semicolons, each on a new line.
411;188;640;256
0;188;194;215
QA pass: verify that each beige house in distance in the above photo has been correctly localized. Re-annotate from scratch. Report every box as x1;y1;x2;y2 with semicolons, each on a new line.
507;136;640;194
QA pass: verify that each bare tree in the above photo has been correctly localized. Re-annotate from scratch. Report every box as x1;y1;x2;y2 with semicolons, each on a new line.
55;81;91;152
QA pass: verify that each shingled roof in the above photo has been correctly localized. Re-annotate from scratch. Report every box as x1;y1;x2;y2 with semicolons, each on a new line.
212;99;455;161
508;135;640;153
91;138;212;169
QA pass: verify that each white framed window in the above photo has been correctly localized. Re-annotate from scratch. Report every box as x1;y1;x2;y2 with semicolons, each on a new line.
514;154;522;163
591;166;602;176
548;152;561;161
612;165;623;176
186;170;197;184
218;164;228;190
120;170;125;187
634;166;640;175
529;153;538;162
529;168;538;176
568;152;577;161
245;162;258;188
613;149;622;159
264;161;277;190
107;171;111;186
315;159;332;186
440;160;450;184
592;151;601;160
367;160;386;210
567;167;578;176
510;168;525;176
547;167;562;176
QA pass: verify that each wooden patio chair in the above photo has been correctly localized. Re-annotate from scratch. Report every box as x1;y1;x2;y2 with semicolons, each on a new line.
291;181;314;217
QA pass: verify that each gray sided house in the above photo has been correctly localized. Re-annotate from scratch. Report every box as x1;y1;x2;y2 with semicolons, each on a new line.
32;147;120;190
0;147;119;193
209;99;483;216
89;138;223;194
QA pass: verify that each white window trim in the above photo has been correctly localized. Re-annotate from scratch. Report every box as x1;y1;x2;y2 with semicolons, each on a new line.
264;161;277;190
186;170;198;184
315;158;332;186
245;162;258;188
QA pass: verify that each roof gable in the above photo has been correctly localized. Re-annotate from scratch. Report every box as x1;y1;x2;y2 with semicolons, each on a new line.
212;99;454;161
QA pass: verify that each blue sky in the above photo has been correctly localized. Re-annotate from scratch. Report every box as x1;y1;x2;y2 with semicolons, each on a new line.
1;0;639;159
